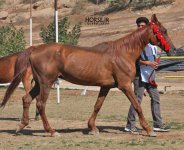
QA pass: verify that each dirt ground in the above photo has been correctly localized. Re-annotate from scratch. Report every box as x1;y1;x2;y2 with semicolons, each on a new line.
1;0;184;48
0;88;184;150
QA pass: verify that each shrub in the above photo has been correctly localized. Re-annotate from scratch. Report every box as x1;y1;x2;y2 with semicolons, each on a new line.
96;0;173;14
0;23;25;57
40;17;81;45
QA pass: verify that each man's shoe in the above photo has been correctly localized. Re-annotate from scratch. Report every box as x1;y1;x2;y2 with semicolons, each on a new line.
124;127;142;134
153;124;170;132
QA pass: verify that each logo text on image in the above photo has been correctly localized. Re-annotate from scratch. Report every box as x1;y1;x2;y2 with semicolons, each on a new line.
85;16;109;25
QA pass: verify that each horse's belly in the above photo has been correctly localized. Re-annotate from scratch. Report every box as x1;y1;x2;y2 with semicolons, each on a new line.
61;71;115;87
60;53;114;86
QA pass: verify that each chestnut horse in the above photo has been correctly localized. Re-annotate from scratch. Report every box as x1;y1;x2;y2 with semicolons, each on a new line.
1;14;176;137
0;52;39;120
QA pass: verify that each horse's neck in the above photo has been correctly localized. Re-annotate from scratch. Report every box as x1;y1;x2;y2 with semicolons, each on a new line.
136;28;151;58
115;27;151;62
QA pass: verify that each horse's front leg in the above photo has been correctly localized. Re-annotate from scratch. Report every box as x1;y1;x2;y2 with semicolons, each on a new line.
120;83;156;137
88;87;110;134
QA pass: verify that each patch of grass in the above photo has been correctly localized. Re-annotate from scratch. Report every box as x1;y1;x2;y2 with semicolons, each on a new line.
99;114;127;121
79;140;100;144
61;140;76;147
170;122;184;130
146;121;184;131
126;138;155;146
160;141;166;146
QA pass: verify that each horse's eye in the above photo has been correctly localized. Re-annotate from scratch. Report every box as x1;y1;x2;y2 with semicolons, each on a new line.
164;30;167;34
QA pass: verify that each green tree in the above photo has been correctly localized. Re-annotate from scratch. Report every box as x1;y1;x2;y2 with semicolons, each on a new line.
40;17;81;45
0;23;25;57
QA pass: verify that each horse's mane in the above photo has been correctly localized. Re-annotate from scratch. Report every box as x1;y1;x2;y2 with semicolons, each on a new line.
113;25;150;53
62;43;110;53
61;24;150;55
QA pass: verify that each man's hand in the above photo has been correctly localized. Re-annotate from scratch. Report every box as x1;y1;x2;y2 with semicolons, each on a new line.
140;60;158;69
147;61;158;69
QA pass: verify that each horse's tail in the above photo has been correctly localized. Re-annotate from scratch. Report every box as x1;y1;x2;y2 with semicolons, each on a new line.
0;46;34;108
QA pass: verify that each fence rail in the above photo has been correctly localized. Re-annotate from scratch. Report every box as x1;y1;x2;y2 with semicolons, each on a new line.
158;46;184;71
0;83;10;86
0;80;61;104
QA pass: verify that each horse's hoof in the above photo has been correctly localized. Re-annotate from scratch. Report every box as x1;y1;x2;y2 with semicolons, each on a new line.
15;131;23;135
16;124;22;133
88;129;99;135
149;131;157;137
51;132;61;137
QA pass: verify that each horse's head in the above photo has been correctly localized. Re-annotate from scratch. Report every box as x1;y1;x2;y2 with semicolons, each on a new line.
149;14;176;56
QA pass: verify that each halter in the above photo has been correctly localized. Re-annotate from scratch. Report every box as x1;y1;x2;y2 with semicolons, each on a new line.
149;22;170;52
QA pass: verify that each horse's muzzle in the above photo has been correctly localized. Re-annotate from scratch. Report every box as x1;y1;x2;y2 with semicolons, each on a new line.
166;48;177;56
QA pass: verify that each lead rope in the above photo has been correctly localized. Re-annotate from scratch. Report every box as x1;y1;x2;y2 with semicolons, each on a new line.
148;56;161;87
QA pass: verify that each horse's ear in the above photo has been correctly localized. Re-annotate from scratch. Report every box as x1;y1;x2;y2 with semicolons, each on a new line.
151;14;159;24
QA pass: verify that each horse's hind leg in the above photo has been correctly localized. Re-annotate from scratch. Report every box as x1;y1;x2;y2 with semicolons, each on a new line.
22;68;40;120
120;83;156;137
36;84;60;137
16;81;40;133
88;87;110;134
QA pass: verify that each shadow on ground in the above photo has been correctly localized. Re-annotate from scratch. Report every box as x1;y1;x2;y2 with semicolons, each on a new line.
0;125;127;137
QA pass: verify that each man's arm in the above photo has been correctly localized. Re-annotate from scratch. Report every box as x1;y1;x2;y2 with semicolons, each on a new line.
139;60;158;69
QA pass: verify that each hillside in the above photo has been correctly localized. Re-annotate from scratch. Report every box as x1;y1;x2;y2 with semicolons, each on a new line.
0;0;183;49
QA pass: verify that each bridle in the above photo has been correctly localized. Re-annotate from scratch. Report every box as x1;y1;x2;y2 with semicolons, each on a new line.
149;22;170;52
148;22;171;87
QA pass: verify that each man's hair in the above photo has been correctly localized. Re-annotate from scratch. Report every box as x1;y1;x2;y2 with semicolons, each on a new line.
136;17;149;25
